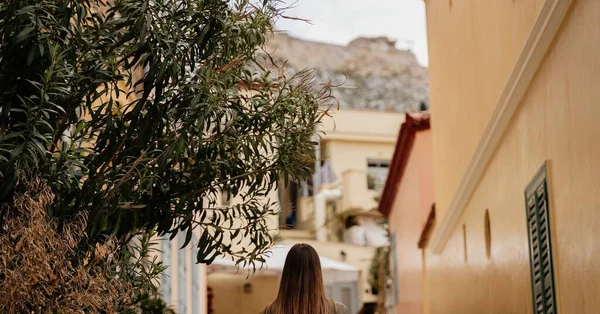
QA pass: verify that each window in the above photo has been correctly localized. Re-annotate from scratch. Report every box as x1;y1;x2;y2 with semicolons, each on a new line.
485;210;492;259
525;162;557;314
367;160;389;191
178;235;187;314
161;236;172;304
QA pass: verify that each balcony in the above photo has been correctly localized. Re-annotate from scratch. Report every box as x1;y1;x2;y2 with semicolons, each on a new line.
339;169;379;213
291;169;380;234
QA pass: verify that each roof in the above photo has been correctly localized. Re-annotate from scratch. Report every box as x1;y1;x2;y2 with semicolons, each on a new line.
377;112;431;217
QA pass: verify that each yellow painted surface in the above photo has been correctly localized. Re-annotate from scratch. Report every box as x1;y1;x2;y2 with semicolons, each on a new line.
388;130;434;314
339;168;380;212
208;273;279;314
320;110;403;178
425;0;600;313
320;110;404;142
425;0;546;218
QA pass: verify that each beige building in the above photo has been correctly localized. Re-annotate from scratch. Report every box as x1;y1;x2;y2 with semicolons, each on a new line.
280;109;404;310
208;109;404;314
422;0;600;313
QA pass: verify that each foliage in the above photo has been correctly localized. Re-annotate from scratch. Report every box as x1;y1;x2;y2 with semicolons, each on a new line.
0;178;165;312
139;294;177;314
369;246;390;294
0;0;334;274
325;198;345;241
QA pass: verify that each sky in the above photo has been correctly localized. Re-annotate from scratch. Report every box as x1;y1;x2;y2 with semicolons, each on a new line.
275;0;429;66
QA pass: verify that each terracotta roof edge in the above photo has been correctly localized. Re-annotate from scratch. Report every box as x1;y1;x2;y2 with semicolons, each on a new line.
377;113;431;217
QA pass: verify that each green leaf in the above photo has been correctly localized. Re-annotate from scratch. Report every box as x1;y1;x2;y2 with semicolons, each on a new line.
180;227;193;249
14;26;36;45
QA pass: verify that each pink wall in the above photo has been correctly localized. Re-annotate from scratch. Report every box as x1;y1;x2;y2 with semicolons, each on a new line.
388;129;434;314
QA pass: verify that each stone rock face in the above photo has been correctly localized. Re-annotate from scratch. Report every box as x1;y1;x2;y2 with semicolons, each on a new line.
264;33;429;112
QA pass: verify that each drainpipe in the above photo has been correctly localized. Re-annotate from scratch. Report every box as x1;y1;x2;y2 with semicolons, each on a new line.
312;131;342;241
314;189;342;241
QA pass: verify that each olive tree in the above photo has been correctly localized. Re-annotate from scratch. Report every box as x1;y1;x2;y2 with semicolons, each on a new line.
0;0;334;309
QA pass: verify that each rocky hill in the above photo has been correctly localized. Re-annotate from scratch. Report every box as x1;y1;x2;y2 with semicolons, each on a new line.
264;33;429;112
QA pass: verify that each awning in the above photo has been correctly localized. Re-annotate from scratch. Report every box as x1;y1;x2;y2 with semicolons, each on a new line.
207;244;359;284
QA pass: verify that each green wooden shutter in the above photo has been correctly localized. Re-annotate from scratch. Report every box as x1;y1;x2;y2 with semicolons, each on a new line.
525;163;557;314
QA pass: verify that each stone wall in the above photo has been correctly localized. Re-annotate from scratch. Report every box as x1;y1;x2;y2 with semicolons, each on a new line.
264;33;429;112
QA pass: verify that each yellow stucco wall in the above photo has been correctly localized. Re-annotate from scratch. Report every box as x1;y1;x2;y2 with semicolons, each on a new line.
320;110;404;141
425;0;600;313
324;141;396;183
426;0;546;218
208;273;279;314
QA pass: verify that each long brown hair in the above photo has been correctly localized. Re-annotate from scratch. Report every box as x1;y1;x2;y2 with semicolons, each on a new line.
263;243;333;314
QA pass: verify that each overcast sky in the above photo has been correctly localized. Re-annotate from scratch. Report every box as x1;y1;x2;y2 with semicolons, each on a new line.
275;0;429;66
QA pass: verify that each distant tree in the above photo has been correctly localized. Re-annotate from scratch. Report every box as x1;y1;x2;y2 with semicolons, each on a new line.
369;246;390;295
0;0;334;310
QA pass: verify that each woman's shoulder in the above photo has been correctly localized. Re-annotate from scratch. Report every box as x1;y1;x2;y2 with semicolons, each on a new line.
261;303;274;314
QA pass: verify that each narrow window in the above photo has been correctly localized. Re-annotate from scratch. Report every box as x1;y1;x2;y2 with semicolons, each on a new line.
525;162;557;314
485;210;492;259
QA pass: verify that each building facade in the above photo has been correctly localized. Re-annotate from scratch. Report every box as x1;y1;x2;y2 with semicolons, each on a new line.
280;109;404;309
423;0;600;313
378;113;433;314
208;109;404;314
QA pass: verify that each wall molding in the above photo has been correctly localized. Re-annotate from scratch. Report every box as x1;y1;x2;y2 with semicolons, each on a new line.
429;0;574;254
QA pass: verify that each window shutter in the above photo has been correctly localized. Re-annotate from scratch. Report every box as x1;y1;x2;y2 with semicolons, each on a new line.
525;163;557;314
